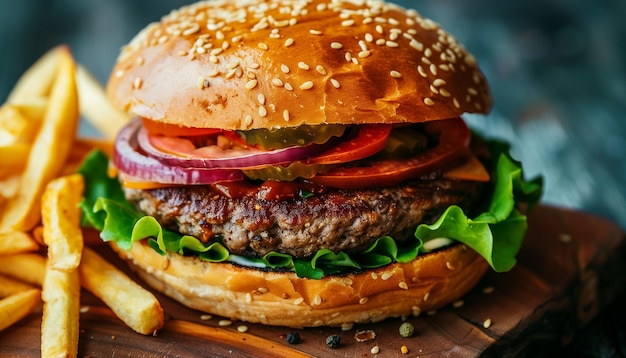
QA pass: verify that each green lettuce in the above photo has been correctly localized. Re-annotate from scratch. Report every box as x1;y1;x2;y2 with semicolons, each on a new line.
78;141;542;279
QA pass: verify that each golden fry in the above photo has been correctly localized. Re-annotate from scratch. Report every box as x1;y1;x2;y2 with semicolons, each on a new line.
41;265;80;357
0;231;39;255
0;275;36;297
76;65;130;140
0;288;41;332
0;253;46;286
0;46;79;233
79;247;164;335
42;174;84;271
0;103;42;145
7;47;63;104
0;143;30;178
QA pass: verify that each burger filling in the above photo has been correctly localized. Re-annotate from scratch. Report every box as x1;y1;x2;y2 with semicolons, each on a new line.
79;118;542;279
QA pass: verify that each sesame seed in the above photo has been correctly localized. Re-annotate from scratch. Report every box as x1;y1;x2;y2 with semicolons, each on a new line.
258;106;268;117
398;282;408;290
225;68;237;79
315;65;327;75
218;320;232;327
453;98;460;108
468;87;479;95
381;272;393;280
359;297;369;304
244;115;253;128
483;318;492;328
330;42;343;49
257;42;269;50
376;38;386;45
257;287;268;293
409;39;424;51
330;78;340;88
136;57;144;66
483;286;495;294
284;83;294;91
375;24;384;34
371;346;380;354
342;19;355;26
423;292;430;301
424;48;432;58
133;77;143;89
237;325;249;333
358;50;371;58
177;50;187;56
115;69;124;78
417;65;427;77
200;314;212;320
433;79;446;87
281;64;290;73
313;294;322;305
446;261;455;270
80;306;90;313
452;300;465;308
439;64;450;71
299;81;314;90
424;97;435;106
386;40;399;48
365;33;374;42
297;62;310;70
271;78;284;87
309;29;322;35
390;70;402;78
430;85;439;94
197;77;209;89
371;272;378;280
283;109;290;121
248;62;260;70
284;38;294;47
440;88;451;97
293;297;304;305
207;69;219;77
421;56;431;65
430;64;438;75
210;48;223;56
257;94;266;105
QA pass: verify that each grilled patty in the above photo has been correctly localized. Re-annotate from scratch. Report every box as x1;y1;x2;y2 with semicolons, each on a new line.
124;179;484;258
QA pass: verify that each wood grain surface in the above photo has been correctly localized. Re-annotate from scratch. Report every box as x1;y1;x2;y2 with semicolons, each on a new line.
0;205;624;357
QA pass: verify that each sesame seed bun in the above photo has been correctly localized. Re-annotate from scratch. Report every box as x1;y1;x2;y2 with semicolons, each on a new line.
111;239;488;328
106;0;492;130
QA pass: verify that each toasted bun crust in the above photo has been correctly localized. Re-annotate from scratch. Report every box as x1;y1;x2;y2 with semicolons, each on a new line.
107;0;491;130
111;240;489;328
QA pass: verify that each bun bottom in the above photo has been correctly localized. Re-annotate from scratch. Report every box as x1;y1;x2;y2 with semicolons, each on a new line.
111;240;489;328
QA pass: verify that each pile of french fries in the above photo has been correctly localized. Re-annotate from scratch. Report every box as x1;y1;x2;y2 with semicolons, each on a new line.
0;46;164;356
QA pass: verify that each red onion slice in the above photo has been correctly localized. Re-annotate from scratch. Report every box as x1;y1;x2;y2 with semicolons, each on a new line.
137;124;339;169
113;119;244;185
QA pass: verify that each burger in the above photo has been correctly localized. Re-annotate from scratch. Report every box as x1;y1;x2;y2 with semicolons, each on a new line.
79;0;542;328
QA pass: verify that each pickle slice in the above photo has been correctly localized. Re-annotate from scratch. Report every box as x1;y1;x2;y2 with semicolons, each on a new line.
238;124;346;149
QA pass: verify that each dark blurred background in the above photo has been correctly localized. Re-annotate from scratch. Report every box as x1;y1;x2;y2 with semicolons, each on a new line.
1;0;625;354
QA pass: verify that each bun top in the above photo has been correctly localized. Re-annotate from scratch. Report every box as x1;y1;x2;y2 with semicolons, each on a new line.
107;0;492;130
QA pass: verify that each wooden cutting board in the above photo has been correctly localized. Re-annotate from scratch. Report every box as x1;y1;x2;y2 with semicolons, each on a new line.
1;205;625;357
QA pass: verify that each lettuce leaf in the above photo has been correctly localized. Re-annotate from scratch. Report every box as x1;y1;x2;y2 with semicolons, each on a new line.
78;139;542;279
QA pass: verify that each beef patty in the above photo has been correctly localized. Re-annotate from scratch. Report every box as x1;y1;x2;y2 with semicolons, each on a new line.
123;179;484;258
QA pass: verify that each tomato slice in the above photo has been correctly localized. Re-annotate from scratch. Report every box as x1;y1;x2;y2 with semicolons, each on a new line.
307;125;392;164
141;117;222;137
308;118;471;189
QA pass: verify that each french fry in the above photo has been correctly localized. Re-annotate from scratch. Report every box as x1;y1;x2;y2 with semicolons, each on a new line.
0;231;39;255
76;65;130;140
42;174;84;271
7;47;63;104
0;46;79;233
0;143;30;178
0;275;36;297
79;247;164;335
0;253;46;286
0;103;42;145
41;265;80;357
0;288;41;332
